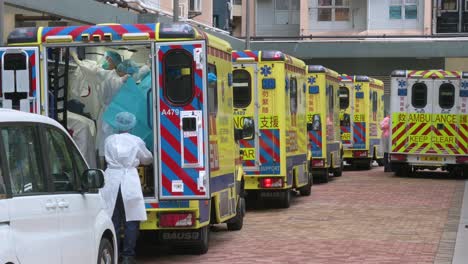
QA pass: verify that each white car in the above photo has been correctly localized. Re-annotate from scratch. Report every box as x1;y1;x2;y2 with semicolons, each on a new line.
0;109;116;264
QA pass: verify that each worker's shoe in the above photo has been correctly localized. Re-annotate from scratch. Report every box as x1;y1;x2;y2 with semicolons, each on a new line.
121;256;137;264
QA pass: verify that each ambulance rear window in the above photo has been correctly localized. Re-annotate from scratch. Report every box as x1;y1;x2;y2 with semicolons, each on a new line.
163;50;193;105
411;83;427;108
439;83;455;109
233;69;251;108
338;87;349;109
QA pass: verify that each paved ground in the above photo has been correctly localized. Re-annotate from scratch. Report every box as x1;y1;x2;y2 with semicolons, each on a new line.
137;165;465;264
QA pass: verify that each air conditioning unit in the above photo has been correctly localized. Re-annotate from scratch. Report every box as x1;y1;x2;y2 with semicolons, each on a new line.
188;0;202;18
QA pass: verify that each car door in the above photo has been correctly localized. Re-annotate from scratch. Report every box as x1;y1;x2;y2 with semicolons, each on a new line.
42;125;96;264
0;124;61;264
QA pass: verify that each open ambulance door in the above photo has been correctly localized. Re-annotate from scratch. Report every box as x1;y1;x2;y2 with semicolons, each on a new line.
404;79;434;156
155;41;210;200
232;64;260;171
338;85;353;147
0;47;40;113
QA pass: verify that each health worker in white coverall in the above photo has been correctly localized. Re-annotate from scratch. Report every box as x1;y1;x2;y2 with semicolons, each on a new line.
70;50;127;164
100;112;152;264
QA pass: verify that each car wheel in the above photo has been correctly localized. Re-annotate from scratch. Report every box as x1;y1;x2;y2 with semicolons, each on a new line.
97;237;114;264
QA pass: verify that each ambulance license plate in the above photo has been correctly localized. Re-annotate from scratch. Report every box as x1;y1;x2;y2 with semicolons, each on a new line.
160;230;201;241
421;156;442;162
259;192;281;198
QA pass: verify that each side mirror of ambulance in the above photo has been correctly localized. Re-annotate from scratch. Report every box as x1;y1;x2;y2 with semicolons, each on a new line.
81;169;105;192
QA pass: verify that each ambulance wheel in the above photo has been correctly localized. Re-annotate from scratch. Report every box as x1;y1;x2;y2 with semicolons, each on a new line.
333;162;344;177
360;159;372;170
190;226;209;255
299;174;312;196
377;159;384;166
463;166;468;179
279;190;291;208
227;197;245;231
313;169;329;184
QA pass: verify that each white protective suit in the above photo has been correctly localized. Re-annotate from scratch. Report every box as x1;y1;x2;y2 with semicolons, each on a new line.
74;61;126;156
100;133;152;221
67;111;97;168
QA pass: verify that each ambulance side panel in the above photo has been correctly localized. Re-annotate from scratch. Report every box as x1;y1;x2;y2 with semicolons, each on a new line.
326;74;342;169
307;72;326;162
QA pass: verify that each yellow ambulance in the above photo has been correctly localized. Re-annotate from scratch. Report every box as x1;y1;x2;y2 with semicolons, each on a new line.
1;22;251;254
305;65;343;183
339;75;385;169
232;50;311;208
389;70;468;177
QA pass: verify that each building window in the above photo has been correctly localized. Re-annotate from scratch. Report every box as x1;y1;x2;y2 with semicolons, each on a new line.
317;0;350;22
441;0;458;11
275;0;300;25
390;0;418;20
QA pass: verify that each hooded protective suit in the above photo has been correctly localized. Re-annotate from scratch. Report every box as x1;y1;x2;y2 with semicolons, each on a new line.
71;51;125;157
100;132;152;221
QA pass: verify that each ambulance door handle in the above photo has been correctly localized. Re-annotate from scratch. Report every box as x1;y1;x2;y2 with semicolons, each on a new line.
146;89;152;128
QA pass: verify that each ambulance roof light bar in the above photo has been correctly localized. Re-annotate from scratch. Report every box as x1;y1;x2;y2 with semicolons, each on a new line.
235;57;255;62
45;35;73;43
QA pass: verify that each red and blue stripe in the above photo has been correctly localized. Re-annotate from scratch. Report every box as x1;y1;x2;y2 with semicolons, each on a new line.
41;24;155;42
309;130;323;157
232;51;259;62
353;122;366;149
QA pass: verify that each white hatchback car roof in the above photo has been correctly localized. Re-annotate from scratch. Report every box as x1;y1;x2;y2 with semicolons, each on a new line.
0;109;66;132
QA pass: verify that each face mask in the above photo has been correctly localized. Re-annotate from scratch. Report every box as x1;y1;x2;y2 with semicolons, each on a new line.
102;61;110;70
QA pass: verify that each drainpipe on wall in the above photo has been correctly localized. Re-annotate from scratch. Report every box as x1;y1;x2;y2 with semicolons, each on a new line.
173;0;179;22
0;0;4;45
459;0;463;33
245;0;251;50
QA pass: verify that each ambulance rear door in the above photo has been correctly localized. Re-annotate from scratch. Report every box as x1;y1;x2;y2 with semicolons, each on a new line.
155;41;210;200
339;83;353;148
232;64;260;171
0;47;40;113
431;79;460;156
404;78;433;156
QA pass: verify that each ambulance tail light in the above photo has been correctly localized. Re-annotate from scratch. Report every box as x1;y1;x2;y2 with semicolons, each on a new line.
390;154;407;162
353;150;368;157
159;212;195;227
260;178;283;188
456;156;468;164
311;159;325;167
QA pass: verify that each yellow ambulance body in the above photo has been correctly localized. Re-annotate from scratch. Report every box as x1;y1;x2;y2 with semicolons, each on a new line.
339;75;385;169
1;22;249;254
305;65;343;183
389;70;468;177
232;50;311;208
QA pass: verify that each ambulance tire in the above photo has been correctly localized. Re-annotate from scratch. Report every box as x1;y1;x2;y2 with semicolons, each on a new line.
463;166;468;179
377;159;384;167
227;197;245;231
299;174;312;196
279;190;291;208
189;226;209;255
359;159;372;170
333;162;344;177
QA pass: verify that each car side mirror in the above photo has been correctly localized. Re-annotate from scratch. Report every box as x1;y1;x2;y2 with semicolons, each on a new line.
234;128;243;141
82;169;105;191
